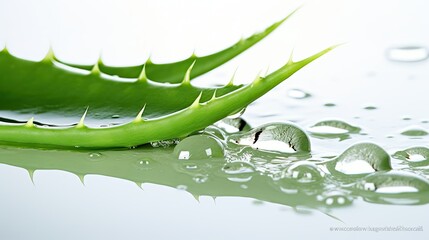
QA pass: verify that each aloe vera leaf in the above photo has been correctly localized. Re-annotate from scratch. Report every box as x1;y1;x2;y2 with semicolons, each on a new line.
0;45;335;148
55;11;297;83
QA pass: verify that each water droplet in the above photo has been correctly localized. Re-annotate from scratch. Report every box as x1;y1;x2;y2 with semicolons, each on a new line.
134;159;152;170
400;127;428;136
329;143;391;175
402;116;412;121
324;103;336;107
421;120;429;124
308;120;361;139
214;117;250;133
364;106;377;110
386;46;429;62
393;147;429;161
318;190;352;207
356;171;429;193
287;89;312;99
222;162;255;183
111;114;121;119
227;107;246;119
150;139;179;148
173;135;224;160
193;174;208;183
228;122;311;153
88;152;102;160
176;185;188;191
282;163;324;184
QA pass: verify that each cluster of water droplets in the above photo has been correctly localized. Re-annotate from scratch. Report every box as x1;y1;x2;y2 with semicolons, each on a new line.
165;102;429;208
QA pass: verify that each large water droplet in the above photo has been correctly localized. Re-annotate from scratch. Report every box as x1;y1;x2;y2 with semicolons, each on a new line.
221;161;255;183
329;143;391;175
228;122;311;153
174;135;224;160
386;46;429;62
287;89;312;99
308;120;361;140
356;171;429;194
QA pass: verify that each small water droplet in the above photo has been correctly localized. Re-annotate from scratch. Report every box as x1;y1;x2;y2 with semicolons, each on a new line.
318;190;352;206
364;106;377;110
308;120;361;139
356;171;429;194
185;164;198;170
329;143;391;175
282;163;324;184
324;103;336;107
134;159;152;170
173;135;224;160
193;174;208;183
227;107;246;119
386;46;429;62
400;127;428;137
228;122;311;153
287;89;312;99
176;185;188;191
111;114;121;119
222;162;255;183
402;116;412;121
88;152;102;159
421;120;429;124
214;117;250;133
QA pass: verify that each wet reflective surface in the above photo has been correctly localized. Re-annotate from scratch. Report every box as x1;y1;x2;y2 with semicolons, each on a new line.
1;0;429;239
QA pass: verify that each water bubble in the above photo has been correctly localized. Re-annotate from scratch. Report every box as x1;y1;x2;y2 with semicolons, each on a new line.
134;159;152;170
150;139;180;148
356;171;429;194
402;116;412;121
193;174;208;184
176;185;188;191
227;107;246;119
287;89;312;99
282;163;324;184
228;122;311;153
88;152;102;160
324;103;336;107
318;190;352;207
222;162;255;183
329;143;392;175
386;46;429;62
400;127;428;137
308;120;361;140
393;147;429;162
364;106;377;110
214;117;251;133
111;114;121;119
173;135;224;160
